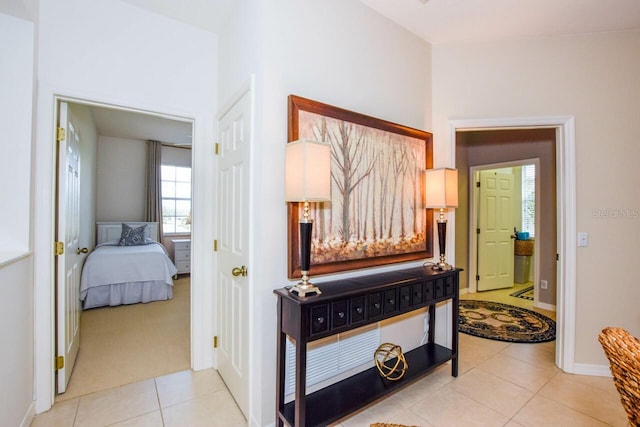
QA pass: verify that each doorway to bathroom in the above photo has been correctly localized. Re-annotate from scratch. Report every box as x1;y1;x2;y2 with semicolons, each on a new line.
455;127;557;315
472;161;537;294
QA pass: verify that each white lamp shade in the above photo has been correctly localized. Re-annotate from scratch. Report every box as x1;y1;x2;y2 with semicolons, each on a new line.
285;139;332;202
425;168;458;208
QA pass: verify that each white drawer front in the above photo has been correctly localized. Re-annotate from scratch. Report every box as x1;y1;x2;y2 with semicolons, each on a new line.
173;240;191;251
175;260;190;273
175;250;190;262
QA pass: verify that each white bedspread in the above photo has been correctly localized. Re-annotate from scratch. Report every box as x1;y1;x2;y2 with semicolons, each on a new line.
80;241;177;307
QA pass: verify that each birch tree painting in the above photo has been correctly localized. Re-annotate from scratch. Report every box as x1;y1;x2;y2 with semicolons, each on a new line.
294;108;429;269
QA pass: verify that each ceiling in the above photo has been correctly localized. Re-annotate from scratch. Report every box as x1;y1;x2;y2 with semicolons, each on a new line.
87;105;192;146
359;0;640;44
119;0;640;45
29;0;640;143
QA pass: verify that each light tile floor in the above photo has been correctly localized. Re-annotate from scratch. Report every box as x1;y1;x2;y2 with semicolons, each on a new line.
33;284;626;427
32;333;627;426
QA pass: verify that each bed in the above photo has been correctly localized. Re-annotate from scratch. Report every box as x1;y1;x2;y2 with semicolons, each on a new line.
80;222;178;309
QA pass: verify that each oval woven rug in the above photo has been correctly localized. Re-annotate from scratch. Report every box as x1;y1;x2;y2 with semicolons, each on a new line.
459;300;556;343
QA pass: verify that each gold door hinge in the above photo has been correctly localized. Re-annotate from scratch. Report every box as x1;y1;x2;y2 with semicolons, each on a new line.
56;127;66;142
55;356;64;370
54;241;64;256
214;240;218;251
213;336;218;348
215;143;220;155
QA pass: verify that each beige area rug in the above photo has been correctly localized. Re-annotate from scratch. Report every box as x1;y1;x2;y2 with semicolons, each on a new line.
56;276;190;402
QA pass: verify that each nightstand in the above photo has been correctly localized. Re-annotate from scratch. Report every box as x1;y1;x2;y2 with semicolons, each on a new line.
172;239;191;274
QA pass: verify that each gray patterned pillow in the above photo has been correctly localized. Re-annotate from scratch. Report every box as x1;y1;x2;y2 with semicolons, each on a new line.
118;223;148;246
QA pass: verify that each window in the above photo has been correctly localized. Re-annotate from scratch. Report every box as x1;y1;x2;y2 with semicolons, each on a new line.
521;164;535;237
161;165;191;234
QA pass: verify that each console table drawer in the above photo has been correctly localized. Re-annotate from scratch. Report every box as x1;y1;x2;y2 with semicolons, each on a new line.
445;276;455;297
399;285;412;309
383;289;398;314
423;280;434;301
412;282;425;306
350;296;366;324
368;293;383;319
310;305;329;335
435;278;445;298
331;300;348;328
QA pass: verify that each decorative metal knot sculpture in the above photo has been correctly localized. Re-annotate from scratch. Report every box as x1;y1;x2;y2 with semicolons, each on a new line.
374;342;408;381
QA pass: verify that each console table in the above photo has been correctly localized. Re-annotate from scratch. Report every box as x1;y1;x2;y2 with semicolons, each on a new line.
274;266;460;427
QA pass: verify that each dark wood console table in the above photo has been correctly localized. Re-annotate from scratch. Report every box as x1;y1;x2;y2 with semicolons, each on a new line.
274;266;461;427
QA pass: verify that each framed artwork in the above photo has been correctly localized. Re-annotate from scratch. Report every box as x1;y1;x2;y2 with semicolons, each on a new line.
287;95;434;278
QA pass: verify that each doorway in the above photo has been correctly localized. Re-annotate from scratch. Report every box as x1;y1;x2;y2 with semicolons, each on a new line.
451;116;577;372
54;98;195;399
470;161;539;300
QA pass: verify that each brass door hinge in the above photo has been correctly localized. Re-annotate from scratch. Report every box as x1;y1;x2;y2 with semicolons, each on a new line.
55;355;64;370
56;127;66;142
213;336;218;348
214;240;218;251
476;275;480;281
215;143;220;155
54;241;64;256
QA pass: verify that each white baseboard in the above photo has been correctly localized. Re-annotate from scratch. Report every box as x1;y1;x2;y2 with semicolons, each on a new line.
572;363;612;377
20;401;35;427
535;301;556;311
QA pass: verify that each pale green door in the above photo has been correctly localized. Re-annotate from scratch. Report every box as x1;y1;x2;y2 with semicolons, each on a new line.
477;170;515;291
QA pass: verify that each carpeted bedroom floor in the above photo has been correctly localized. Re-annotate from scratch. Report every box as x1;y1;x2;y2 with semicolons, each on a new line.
56;276;191;402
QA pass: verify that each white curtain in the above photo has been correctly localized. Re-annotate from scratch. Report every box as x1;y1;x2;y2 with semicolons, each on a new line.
145;140;163;240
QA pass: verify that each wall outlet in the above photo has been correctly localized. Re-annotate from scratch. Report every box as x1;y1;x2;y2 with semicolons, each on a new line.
540;280;548;289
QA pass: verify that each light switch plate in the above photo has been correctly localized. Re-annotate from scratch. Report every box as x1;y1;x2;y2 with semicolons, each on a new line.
578;232;589;247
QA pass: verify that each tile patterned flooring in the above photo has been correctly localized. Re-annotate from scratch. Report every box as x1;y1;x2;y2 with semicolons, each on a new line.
33;285;627;426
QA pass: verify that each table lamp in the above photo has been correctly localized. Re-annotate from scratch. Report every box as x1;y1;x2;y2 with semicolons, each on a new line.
425;168;458;270
285;139;331;296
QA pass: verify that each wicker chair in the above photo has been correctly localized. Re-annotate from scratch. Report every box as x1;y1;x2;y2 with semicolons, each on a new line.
598;327;640;426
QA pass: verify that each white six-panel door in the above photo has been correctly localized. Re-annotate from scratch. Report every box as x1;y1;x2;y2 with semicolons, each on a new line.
217;89;252;417
56;101;83;393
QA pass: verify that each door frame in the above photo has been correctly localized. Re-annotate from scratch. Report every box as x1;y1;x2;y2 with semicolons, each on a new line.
34;91;210;412
449;116;576;373
468;159;540;304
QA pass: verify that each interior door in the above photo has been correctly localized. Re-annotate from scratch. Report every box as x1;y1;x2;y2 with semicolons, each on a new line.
217;88;252;417
56;101;83;393
477;170;515;291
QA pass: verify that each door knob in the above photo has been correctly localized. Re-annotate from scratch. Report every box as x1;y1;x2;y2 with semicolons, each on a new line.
76;247;89;254
232;265;248;277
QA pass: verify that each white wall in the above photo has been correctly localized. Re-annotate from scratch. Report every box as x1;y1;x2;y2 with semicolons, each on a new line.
96;136;146;222
0;12;36;427
432;30;640;367
219;1;433;424
34;0;218;412
0;257;35;427
0;13;34;253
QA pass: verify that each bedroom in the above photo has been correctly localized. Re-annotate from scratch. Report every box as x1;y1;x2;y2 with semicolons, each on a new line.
56;101;194;399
